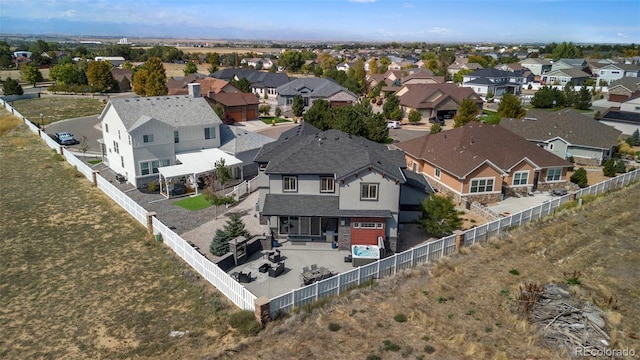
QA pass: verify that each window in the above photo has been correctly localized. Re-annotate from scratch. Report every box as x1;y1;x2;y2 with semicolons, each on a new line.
283;176;297;192
118;130;121;140
470;178;494;193
113;141;119;154
286;97;293;105
120;156;124;168
353;222;384;229
320;177;335;193
140;159;170;176
204;127;216;140
174;130;179;144
546;168;562;182
513;171;529;186
105;123;109;133
435;167;441;178
361;183;379;200
143;134;154;143
548;143;554;150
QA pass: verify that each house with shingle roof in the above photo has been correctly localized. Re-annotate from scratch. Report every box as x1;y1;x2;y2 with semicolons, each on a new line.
211;68;292;100
520;58;552;81
447;62;483;77
253;123;433;252
276;78;357;111
99;84;237;190
541;68;591;86
551;59;588;72
500;109;622;166
607;77;640;102
206;92;259;122
596;63;640;85
394;123;573;205
396;83;482;121
462;68;523;97
599;95;640;135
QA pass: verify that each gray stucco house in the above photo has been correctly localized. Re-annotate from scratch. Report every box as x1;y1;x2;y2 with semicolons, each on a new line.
253;123;432;252
276;78;357;112
500;109;622;166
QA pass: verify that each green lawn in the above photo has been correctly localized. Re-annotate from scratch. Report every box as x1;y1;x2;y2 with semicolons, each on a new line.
480;109;502;124
10;97;105;126
88;159;102;165
260;116;291;125
174;194;212;211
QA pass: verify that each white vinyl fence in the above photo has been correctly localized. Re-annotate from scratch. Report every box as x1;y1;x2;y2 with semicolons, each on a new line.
269;169;640;317
226;175;260;201
2;99;257;311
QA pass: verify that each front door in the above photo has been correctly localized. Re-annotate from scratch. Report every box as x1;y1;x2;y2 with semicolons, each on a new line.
533;171;539;191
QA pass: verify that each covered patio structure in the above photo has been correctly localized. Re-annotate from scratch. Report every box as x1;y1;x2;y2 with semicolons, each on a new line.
158;148;243;198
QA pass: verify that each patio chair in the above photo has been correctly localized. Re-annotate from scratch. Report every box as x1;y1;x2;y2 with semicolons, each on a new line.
238;271;251;283
310;264;318;271
268;249;281;263
302;266;309;273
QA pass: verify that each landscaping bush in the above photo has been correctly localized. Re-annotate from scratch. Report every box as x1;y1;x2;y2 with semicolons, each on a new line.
570;167;588;188
408;109;422;124
615;160;626;174
602;158;616;177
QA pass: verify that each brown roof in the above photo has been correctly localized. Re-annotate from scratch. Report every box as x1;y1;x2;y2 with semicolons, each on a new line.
212;92;259;107
402;72;445;84
398;83;481;110
395;123;571;179
195;78;238;96
111;68;132;82
500;109;622;149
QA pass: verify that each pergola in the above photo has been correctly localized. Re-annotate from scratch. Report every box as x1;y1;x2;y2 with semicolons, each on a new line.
158;148;243;198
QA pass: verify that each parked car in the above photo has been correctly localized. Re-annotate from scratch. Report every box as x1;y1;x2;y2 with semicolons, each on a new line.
387;121;401;129
53;132;79;145
429;117;445;125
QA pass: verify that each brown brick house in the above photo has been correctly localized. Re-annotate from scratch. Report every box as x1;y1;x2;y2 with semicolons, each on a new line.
394;123;573;205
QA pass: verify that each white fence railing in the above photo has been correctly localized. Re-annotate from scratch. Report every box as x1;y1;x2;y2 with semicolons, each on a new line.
153;218;256;310
269;169;640;317
3;99;257;311
226;175;260;201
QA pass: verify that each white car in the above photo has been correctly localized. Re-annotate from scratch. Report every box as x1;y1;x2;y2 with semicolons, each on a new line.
387;121;401;129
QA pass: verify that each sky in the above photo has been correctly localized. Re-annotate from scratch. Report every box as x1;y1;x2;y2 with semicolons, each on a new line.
1;0;639;44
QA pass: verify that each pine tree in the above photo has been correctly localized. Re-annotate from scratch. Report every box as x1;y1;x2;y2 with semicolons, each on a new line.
224;213;250;239
209;229;231;256
420;195;462;238
602;158;616;177
628;129;640;146
614;160;626;174
453;98;480;128
2;77;23;95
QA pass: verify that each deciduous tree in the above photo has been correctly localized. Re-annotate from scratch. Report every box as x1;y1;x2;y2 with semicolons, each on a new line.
20;63;43;86
408;109;422;124
383;93;401;120
132;57;167;96
497;93;526;119
279;50;304;72
453;98;480;127
86;60;115;92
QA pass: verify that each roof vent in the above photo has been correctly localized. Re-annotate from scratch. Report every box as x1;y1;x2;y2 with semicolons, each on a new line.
524;117;537;121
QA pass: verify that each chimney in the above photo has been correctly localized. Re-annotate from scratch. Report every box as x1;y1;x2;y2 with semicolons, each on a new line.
188;83;201;98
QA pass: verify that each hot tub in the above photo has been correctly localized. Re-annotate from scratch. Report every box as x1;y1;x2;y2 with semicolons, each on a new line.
351;245;380;267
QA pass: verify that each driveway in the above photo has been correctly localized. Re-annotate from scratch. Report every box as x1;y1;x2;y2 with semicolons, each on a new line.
488;192;556;216
45;115;102;155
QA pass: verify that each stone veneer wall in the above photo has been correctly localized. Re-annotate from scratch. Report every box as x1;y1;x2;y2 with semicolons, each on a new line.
337;218;351;251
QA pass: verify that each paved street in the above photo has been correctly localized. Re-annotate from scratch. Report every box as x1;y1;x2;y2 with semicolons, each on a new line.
45;114;103;155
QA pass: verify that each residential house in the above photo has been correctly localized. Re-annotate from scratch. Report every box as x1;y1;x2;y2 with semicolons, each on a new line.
520;58;552;81
500;109;622;166
241;58;274;70
98;84;227;189
607;77;640;102
396;83;482;121
254;123;433;252
94;56;126;67
401;72;445;85
599;95;640;135
276;77;357;111
205;92;259;122
167;73;207;95
447;62;483;77
13;51;32;58
596;63;640;85
462;68;523;97
395;123;573;205
336;62;351;72
195;77;241;97
541;68;591;86
219;125;275;180
495;64;534;85
211;68;291;99
111;68;132;92
551;58;587;72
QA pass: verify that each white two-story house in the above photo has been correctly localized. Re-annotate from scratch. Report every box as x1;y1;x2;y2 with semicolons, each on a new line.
99;84;224;188
597;63;640;85
461;68;523;97
254;124;432;252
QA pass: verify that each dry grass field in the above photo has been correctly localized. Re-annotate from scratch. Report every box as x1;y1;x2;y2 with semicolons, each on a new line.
2;106;639;359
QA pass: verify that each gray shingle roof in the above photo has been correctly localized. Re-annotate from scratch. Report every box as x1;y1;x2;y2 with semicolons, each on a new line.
262;194;392;217
276;78;357;99
254;124;407;181
468;68;517;78
500;109;622;149
219;125;275;155
211;69;291;89
101;96;221;130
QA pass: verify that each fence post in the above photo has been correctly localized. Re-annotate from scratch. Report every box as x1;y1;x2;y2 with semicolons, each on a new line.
92;170;99;187
454;230;465;253
254;296;271;325
146;211;157;234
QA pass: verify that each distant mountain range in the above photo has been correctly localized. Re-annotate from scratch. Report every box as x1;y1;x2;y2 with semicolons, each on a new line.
0;17;366;42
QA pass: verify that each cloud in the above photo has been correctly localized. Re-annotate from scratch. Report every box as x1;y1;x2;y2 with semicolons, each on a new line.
61;9;76;18
617;32;628;38
402;2;414;8
427;27;451;35
348;0;376;3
